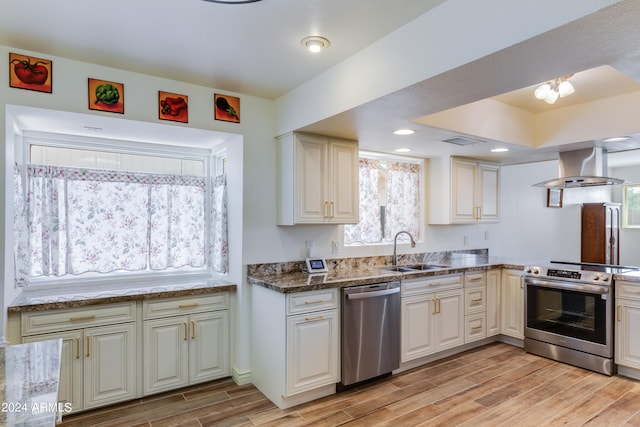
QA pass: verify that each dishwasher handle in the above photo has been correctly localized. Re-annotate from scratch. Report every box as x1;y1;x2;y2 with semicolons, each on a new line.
345;287;399;300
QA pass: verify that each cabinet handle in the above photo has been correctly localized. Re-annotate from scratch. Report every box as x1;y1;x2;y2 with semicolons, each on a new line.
191;320;196;340
617;305;621;322
70;315;96;322
330;201;335;218
471;325;482;330
471;298;482;303
179;303;199;309
86;336;90;358
324;201;329;218
304;299;324;305
183;322;188;341
305;315;325;321
75;338;80;359
432;298;437;315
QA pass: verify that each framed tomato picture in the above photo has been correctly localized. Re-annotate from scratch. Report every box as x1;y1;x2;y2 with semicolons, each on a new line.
159;91;188;123
9;53;52;93
214;94;240;123
88;78;124;114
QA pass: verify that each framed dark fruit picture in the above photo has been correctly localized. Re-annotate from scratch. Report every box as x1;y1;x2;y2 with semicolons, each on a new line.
9;52;52;93
214;94;240;123
88;78;124;114
159;91;188;123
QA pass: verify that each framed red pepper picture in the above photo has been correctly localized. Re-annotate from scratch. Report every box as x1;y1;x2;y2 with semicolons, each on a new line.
214;94;240;123
88;78;124;114
159;91;188;123
9;53;52;93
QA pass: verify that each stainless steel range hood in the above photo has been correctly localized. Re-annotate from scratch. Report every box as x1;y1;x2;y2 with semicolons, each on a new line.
533;147;625;188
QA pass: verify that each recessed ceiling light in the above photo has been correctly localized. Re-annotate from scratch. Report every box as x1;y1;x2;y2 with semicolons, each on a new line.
603;136;630;142
394;148;412;153
301;36;331;53
491;148;509;153
393;129;415;136
202;0;263;3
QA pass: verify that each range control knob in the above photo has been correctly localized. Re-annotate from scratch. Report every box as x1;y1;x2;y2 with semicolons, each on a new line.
602;275;610;282
593;275;600;281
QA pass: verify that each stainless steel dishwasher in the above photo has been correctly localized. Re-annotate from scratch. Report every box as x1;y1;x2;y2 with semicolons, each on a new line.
341;281;400;387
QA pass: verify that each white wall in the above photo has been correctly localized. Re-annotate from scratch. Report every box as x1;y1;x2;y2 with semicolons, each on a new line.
612;165;640;266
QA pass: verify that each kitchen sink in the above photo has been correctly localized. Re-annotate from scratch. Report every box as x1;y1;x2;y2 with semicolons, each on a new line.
381;264;447;272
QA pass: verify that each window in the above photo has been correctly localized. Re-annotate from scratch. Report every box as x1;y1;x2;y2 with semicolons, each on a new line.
345;154;422;245
14;137;228;286
623;184;640;228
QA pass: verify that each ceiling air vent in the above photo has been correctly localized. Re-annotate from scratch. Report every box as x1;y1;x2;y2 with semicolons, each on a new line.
441;136;484;146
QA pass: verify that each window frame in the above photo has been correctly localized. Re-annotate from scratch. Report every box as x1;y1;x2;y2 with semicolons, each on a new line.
20;131;223;288
344;151;424;247
623;184;640;229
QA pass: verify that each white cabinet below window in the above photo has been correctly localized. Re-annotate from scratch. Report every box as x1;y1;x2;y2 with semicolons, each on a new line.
142;294;230;395
276;132;359;225
21;303;137;413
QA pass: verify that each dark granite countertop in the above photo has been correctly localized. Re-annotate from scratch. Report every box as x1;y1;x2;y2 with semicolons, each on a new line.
8;278;236;313
248;256;526;293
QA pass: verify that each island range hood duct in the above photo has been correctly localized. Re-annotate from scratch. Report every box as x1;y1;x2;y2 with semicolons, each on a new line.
533;147;625;189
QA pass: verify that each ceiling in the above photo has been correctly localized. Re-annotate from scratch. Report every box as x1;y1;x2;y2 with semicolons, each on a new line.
4;0;640;169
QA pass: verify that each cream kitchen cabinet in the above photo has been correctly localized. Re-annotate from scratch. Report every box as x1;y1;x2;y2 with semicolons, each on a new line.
142;294;230;395
276;132;359;225
500;269;524;339
251;286;339;409
485;268;501;337
400;274;464;362
464;271;487;343
428;156;500;224
21;303;137;413
615;281;640;372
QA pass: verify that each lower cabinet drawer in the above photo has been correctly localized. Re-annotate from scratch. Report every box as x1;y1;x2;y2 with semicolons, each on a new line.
464;313;486;343
143;293;229;319
22;302;136;336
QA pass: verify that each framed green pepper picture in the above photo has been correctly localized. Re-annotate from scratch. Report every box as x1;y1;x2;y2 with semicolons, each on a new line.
88;78;124;114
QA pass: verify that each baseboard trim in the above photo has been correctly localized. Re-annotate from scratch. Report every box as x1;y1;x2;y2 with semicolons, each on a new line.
232;367;252;386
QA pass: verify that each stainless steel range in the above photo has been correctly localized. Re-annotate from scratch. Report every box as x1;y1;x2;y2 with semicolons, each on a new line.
523;261;637;376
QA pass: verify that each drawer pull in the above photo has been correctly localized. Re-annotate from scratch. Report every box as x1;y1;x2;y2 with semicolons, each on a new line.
70;315;96;322
304;299;325;305
469;277;483;282
305;315;325;321
471;298;482;303
179;303;199;309
471;325;482;330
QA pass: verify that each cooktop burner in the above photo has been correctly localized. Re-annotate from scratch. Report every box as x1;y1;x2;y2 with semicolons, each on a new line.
549;261;638;275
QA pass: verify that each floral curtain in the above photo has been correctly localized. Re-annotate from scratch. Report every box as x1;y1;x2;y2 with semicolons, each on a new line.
14;164;228;285
210;174;228;274
384;161;421;242
345;158;381;245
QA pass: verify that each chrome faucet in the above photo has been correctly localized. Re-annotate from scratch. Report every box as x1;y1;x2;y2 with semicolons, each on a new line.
392;231;416;266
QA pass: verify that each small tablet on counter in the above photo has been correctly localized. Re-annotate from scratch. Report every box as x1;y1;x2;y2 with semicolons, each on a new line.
305;257;328;273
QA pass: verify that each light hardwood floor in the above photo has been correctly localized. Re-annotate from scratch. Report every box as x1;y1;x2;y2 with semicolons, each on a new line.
59;342;640;427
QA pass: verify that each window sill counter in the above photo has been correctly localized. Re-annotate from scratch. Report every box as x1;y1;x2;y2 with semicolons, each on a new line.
8;278;236;313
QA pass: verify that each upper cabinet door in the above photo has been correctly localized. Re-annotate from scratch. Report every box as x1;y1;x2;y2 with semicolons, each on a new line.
451;157;500;224
277;132;359;225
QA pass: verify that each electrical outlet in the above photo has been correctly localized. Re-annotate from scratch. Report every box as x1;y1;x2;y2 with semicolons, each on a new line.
463;235;468;246
485;231;489;240
332;240;340;253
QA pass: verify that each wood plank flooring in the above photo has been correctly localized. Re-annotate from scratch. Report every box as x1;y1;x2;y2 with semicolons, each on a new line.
59;343;640;427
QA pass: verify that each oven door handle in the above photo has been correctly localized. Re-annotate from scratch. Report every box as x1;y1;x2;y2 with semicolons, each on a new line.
524;278;610;295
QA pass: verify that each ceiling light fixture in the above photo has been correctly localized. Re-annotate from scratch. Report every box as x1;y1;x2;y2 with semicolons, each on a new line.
301;36;330;53
603;136;630;142
534;74;575;104
491;148;509;153
202;0;263;4
393;129;415;135
394;148;412;153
